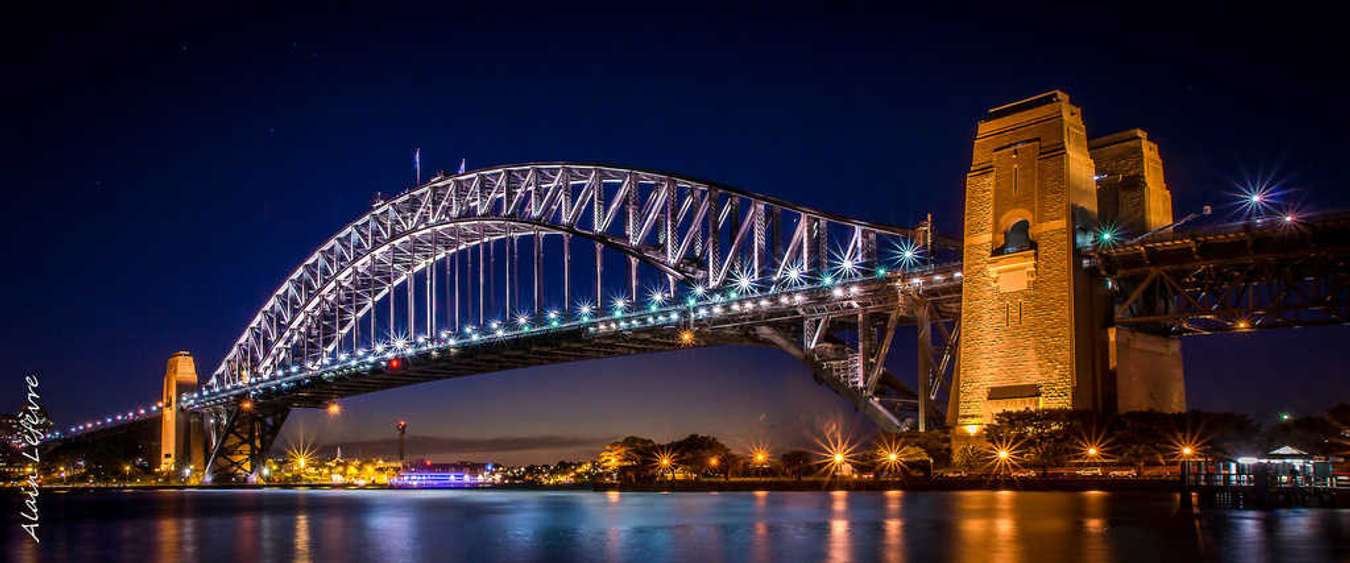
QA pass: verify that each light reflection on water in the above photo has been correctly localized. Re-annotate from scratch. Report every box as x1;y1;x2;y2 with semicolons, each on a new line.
4;489;1347;562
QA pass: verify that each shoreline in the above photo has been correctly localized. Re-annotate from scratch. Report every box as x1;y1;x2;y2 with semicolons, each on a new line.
14;478;1180;493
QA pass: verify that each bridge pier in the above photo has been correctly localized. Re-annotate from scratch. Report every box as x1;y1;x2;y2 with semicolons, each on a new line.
203;404;289;483
953;91;1186;447
159;351;205;474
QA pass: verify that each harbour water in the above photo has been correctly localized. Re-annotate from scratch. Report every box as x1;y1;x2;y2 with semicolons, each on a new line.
4;489;1347;562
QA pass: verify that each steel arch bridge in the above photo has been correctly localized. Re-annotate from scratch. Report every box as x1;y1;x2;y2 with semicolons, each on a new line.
187;163;963;481
41;164;1350;484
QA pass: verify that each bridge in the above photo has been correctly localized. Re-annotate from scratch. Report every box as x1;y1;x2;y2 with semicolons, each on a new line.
42;91;1350;483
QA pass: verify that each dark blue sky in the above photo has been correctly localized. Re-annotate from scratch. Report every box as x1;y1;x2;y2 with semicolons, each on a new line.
11;3;1349;462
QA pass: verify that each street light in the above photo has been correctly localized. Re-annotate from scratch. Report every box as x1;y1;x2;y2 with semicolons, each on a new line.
655;451;676;481
396;420;408;462
327;402;342;416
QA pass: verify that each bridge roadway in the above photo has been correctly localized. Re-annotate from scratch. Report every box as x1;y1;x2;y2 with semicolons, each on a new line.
186;263;965;426
1092;210;1350;335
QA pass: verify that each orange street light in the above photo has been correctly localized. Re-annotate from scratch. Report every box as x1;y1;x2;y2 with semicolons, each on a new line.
326;402;342;416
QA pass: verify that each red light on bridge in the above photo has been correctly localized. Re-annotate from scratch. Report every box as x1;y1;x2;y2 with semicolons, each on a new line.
388;358;402;370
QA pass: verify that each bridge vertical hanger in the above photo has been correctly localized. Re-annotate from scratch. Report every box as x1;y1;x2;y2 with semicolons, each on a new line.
562;234;571;310
452;228;460;332
594;170;604;307
664;178;678;296
534;230;543;314
512;232;520;315
478;234;485;325
428;229;435;337
707;187;720;287
916;301;933;432
504;226;513;316
626;172;639;300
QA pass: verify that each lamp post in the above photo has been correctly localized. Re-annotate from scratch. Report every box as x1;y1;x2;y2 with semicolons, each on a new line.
396;420;408;462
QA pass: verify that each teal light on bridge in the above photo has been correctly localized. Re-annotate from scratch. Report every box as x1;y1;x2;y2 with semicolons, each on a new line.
64;263;978;438
1096;224;1121;247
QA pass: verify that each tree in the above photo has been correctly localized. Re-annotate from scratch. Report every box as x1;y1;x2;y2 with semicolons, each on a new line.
780;450;812;480
1327;403;1350;428
985;409;1086;476
1113;411;1171;471
1263;416;1341;456
894;429;949;471
667;434;731;479
952;445;982;471
1180;411;1258;459
869;433;932;478
596;436;656;482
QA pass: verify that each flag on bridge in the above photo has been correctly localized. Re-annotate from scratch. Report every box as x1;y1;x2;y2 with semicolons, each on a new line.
458;157;466;174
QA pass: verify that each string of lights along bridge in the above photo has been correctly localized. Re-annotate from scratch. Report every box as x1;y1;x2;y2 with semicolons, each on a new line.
45;91;1350;483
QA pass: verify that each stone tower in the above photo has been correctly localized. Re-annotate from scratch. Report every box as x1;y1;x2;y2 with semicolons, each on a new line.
1089;128;1186;413
1090;128;1173;236
954;91;1103;435
160;351;202;471
953;92;1185;440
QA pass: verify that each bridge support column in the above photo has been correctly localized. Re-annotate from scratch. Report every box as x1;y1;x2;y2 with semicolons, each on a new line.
204;404;290;483
954;91;1103;442
916;303;933;432
160;351;205;474
953;92;1186;448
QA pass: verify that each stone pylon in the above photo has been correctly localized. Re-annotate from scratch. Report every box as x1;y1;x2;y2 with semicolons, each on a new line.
160;351;203;473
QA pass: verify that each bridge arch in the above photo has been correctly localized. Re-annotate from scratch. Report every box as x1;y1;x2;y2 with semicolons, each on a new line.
211;163;948;389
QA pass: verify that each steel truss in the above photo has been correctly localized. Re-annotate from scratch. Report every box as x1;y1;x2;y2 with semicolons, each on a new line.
1093;212;1350;335
211;163;956;389
203;405;289;482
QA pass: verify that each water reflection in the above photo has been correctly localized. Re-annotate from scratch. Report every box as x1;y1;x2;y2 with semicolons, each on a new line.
5;489;1346;562
829;491;851;563
156;510;180;563
1081;491;1109;563
883;490;904;563
293;513;311;563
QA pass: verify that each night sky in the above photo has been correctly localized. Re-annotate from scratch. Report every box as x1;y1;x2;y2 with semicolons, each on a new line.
11;4;1349;463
